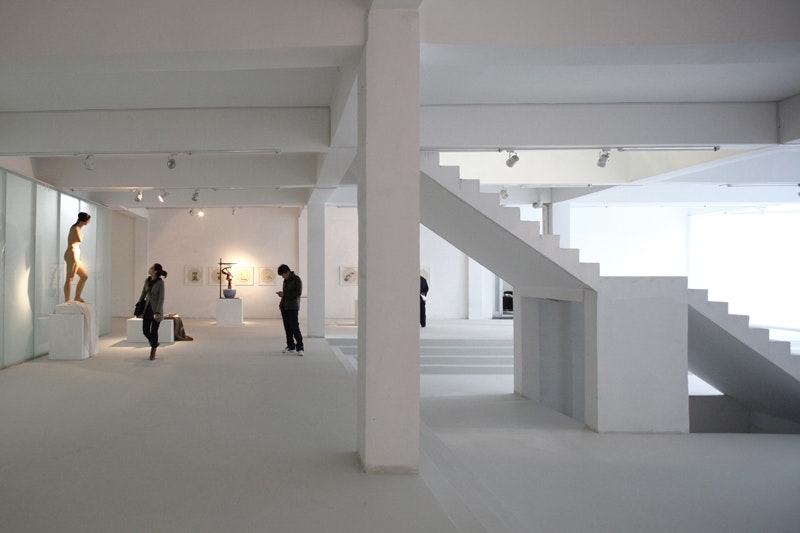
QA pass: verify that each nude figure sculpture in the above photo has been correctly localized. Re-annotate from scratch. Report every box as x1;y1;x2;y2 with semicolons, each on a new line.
64;212;91;302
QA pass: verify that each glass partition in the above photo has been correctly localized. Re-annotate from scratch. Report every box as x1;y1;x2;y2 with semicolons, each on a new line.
0;170;110;369
3;174;35;367
34;184;60;356
0;171;5;365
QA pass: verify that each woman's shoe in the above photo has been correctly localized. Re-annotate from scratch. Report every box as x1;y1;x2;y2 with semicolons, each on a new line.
149;346;156;360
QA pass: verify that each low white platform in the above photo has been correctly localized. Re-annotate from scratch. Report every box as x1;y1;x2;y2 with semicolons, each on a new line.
216;298;244;326
126;318;175;344
49;302;99;360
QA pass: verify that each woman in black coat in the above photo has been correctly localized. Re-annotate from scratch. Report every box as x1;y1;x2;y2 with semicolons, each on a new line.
136;263;168;360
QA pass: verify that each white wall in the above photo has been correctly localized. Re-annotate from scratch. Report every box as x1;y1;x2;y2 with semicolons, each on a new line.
689;208;800;328
325;206;359;319
567;205;689;276
116;205;474;321
145;207;301;319
111;211;136;317
421;225;468;319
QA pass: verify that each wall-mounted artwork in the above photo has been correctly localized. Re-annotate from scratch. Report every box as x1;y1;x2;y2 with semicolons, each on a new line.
420;266;430;283
340;266;358;286
185;266;203;285
258;267;277;286
208;266;222;286
235;266;254;286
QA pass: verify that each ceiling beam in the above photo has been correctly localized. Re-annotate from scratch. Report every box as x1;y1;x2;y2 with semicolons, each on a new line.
0;108;330;156
421;102;777;150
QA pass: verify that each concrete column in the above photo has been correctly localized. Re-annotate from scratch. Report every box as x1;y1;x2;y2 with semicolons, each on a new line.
467;258;493;320
306;204;326;337
356;6;420;473
586;278;689;433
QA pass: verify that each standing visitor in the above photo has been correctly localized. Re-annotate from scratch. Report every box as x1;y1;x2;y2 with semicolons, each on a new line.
277;264;304;356
137;263;168;360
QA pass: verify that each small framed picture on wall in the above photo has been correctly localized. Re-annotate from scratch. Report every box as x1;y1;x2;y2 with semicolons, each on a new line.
258;267;277;286
208;267;222;286
235;266;254;286
340;266;358;286
185;266;203;285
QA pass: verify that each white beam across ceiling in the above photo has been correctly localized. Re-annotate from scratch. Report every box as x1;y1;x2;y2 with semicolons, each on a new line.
420;102;777;150
33;153;317;191
0;108;330;156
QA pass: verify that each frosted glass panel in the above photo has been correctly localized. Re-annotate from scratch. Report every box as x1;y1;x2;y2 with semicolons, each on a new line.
35;185;60;356
0;171;5;362
3;174;34;367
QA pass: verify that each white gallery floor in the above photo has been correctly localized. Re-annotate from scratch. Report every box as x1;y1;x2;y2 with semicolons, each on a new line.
0;318;798;533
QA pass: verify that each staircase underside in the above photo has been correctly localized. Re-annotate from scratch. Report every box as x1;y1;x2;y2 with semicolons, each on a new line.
419;164;800;429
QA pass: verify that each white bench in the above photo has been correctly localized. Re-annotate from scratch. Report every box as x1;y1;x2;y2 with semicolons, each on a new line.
126;318;175;344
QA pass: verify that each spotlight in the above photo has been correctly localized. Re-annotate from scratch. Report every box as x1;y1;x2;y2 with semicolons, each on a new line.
506;151;519;168
134;190;143;202
191;189;199;202
597;149;610;168
189;208;195;216
83;155;94;170
167;154;176;169
232;207;238;215
197;208;205;217
157;189;168;203
500;188;509;200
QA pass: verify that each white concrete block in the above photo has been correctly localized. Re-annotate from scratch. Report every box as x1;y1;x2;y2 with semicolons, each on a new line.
49;313;88;360
216;298;244;326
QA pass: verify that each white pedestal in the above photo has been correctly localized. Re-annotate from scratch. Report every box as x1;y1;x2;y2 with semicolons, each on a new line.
49;302;99;360
216;298;244;326
126;318;174;343
49;313;88;360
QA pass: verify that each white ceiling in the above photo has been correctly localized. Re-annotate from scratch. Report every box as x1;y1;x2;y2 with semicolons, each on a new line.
1;0;799;209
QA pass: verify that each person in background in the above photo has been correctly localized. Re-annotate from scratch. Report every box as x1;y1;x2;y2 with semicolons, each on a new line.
420;275;429;327
64;212;91;302
137;263;168;360
277;264;304;356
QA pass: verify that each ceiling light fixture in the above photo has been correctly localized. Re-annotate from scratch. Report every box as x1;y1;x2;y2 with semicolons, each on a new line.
232;207;238;215
597;149;611;168
167;154;177;169
498;148;519;168
134;190;143;202
197;208;205;217
189;208;195;216
83;155;94;170
157;189;168;203
500;188;509;199
192;189;199;202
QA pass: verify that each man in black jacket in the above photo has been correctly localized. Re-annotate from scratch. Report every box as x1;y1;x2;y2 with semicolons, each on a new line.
277;264;304;355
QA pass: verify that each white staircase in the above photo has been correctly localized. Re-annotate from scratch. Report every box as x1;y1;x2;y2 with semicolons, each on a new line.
420;153;800;427
688;289;800;422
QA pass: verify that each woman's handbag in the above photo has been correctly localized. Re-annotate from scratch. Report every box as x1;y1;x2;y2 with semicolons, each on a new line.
134;300;145;318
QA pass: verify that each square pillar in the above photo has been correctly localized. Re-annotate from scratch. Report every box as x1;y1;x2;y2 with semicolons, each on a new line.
357;6;421;473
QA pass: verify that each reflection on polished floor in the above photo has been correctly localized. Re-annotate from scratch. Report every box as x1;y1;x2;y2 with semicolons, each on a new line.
0;318;797;533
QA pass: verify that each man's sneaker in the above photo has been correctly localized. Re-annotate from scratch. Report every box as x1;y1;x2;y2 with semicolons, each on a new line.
297;349;304;356
282;347;296;354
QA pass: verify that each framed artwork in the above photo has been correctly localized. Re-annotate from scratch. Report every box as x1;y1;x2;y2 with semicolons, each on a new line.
235;266;254;286
208;266;222;286
420;266;430;283
185;266;203;285
340;266;358;286
258;266;277;286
